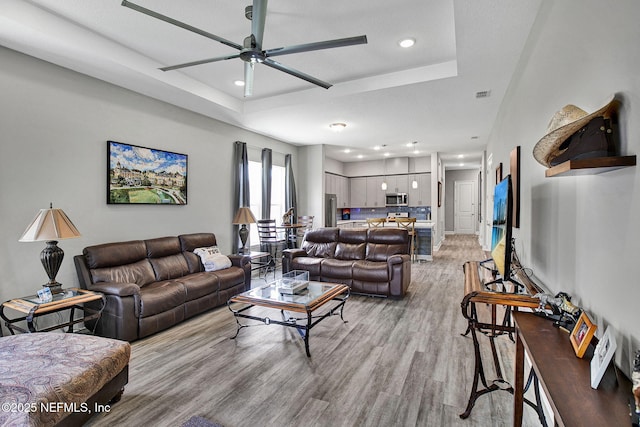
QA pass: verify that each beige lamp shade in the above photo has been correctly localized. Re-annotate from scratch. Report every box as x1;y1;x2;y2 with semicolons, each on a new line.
19;204;81;242
232;207;257;225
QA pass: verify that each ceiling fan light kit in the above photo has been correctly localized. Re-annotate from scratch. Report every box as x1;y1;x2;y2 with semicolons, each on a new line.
121;0;367;97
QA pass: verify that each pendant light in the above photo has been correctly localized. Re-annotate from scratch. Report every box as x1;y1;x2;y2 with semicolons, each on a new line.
381;156;387;190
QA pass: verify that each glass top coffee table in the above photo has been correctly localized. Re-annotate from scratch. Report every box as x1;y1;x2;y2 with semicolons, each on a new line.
227;281;349;357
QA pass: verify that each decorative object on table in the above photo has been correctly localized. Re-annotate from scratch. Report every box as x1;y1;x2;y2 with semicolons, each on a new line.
232;206;257;253
570;311;597;358
533;95;618;167
590;326;617;388
282;207;294;225
533;291;581;331
107;140;187;204
19;203;81;294
276;270;309;295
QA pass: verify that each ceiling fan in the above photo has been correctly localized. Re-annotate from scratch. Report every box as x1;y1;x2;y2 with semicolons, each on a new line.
121;0;368;97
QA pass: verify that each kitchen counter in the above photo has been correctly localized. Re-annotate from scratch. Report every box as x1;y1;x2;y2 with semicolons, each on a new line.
335;220;433;260
336;220;434;228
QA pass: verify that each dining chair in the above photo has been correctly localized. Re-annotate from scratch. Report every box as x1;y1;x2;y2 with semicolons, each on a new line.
296;215;314;245
396;217;417;262
257;219;287;269
366;218;386;228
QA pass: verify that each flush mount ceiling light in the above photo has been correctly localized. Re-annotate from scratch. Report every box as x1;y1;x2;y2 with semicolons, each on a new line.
398;38;416;48
329;122;347;132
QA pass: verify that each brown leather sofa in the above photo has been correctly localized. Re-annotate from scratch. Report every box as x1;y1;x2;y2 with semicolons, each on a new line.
74;233;251;341
282;227;411;298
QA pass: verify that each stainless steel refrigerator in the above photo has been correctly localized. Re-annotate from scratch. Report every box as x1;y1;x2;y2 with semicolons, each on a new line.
325;193;337;227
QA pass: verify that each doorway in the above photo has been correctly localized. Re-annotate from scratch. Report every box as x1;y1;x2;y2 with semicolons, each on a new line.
454;180;476;234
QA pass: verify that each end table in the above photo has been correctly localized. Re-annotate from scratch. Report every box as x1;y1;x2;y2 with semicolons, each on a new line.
0;288;105;335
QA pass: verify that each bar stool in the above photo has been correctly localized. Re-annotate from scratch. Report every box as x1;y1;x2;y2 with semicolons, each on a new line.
396;217;417;262
366;218;386;228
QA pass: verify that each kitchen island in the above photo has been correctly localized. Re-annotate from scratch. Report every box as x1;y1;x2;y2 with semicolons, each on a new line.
336;220;434;261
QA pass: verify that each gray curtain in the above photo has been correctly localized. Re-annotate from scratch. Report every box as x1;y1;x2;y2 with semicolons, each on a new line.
233;141;250;253
261;148;272;219
285;154;297;220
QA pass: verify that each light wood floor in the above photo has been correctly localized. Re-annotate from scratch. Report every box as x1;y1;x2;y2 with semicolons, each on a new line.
87;235;537;427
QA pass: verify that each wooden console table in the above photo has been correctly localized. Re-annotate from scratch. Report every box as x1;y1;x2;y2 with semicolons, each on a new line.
513;311;632;426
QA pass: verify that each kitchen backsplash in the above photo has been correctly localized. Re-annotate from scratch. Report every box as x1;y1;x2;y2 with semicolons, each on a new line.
339;206;431;221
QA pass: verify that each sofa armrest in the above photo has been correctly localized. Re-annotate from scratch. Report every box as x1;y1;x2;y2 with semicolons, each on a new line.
283;248;306;260
229;254;250;268
282;248;307;273
88;282;140;297
387;254;410;265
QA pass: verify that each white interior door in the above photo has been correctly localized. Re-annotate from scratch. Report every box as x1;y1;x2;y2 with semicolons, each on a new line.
455;180;475;234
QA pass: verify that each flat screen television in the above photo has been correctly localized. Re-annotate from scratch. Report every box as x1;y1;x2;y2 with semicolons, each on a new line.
490;175;513;280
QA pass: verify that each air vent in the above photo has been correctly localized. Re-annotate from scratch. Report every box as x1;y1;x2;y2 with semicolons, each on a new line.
475;90;491;98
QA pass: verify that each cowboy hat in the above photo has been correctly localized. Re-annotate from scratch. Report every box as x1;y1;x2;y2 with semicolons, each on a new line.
533;96;618;167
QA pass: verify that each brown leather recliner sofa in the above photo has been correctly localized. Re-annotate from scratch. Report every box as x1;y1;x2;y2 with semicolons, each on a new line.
74;233;250;341
282;227;411;298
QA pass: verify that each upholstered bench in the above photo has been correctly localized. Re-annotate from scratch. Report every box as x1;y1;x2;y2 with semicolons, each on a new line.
0;333;130;426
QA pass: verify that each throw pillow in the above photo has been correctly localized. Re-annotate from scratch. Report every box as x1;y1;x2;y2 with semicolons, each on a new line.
193;246;231;272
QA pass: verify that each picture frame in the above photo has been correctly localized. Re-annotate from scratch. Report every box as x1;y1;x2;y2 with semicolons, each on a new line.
495;162;503;184
590;326;617;389
107;141;188;205
437;181;442;207
570;311;597;358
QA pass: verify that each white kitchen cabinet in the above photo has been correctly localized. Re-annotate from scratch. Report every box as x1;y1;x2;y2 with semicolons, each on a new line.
349;177;367;207
326;173;351;208
385;175;409;194
366;176;385;207
408;173;431;206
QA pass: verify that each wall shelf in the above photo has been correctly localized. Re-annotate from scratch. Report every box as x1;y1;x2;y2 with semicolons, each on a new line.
545;155;636;177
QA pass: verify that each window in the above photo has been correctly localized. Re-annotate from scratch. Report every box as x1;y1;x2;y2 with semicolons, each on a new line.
248;161;286;248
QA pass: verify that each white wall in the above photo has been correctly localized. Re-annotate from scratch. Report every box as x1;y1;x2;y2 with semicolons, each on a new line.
298;145;325;226
0;46;298;323
485;0;640;373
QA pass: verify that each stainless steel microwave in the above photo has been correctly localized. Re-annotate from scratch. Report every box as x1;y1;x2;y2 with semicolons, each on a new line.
385;193;408;207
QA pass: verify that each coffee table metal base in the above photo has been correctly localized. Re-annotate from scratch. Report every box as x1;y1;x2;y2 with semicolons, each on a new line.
227;285;349;357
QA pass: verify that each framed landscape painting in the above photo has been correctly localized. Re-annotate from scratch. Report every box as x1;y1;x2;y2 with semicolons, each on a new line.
107;141;187;205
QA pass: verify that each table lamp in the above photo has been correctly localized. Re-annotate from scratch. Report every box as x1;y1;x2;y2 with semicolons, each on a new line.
19;203;81;294
232;207;257;253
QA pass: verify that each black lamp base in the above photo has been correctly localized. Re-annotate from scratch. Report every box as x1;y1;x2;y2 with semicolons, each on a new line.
238;224;249;254
40;240;65;294
43;282;64;294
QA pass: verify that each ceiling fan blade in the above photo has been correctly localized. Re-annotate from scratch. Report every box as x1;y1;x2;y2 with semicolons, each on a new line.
264;35;367;58
251;0;268;49
244;62;254;97
160;54;240;71
263;58;332;89
121;0;243;51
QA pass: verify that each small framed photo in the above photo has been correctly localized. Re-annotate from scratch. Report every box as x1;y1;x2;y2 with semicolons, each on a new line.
570;312;597;358
590;326;617;389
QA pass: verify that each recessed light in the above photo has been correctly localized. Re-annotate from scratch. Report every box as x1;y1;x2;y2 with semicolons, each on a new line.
373;146;381;150
234;80;245;87
329;122;347;132
458;154;464;159
384;152;390;157
399;38;415;48
344;148;351;153
413;150;419;155
459;163;465;167
357;154;363;159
